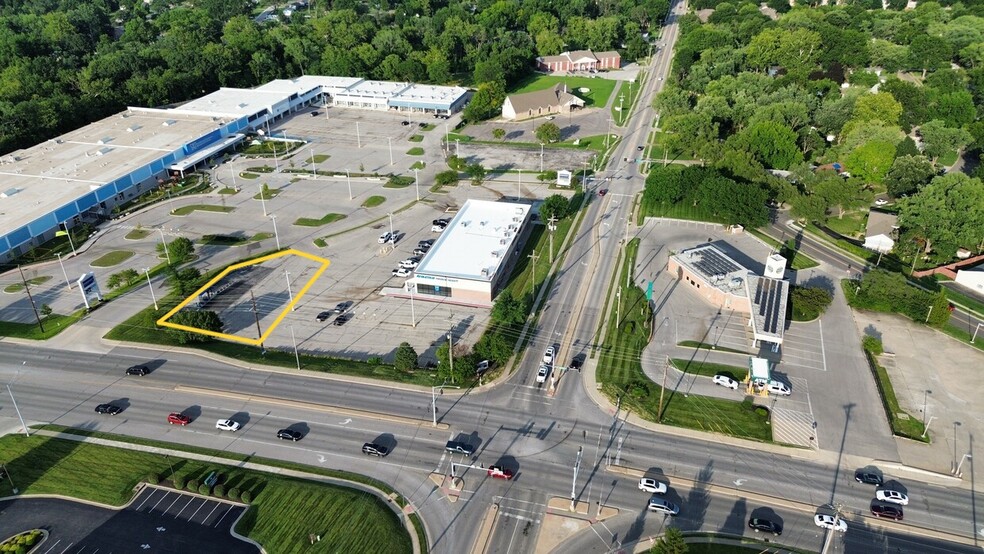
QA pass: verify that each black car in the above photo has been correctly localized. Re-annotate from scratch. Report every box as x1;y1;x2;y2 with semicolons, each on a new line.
401;120;411;126
747;517;782;535
310;111;319;116
277;429;303;441
569;357;583;372
95;403;123;415
418;122;427;128
432;218;450;226
362;442;389;457
871;503;903;520
316;311;332;322
637;145;645;151
125;365;149;376
333;301;350;314
333;313;352;326
855;470;883;486
418;239;435;248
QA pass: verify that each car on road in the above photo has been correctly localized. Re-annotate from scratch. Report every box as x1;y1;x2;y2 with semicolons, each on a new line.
362;442;389;456
167;412;192;426
277;429;303;441
814;514;847;532
712;374;740;390
854;470;883;486
445;441;474;455
747;517;782;535
333;313;352;326
870;503;903;520
542;347;554;365
125;365;149;376
536;364;550;383
333;301;350;313
638;478;668;494
378;232;392;244
215;419;240;432
488;466;514;480
316;311;332;322
95;403;123;415
392;267;412;277
637;145;645;151
598;189;608;196
876;489;909;505
569;356;583;372
647;497;679;516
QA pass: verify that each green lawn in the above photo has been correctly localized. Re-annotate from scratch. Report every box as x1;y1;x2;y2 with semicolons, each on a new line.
170;204;235;216
670;358;746;378
240;172;260;179
612;73;645;126
598;240;772;442
446;132;472;142
306;154;330;163
677;341;754;355
861;346;928;442
0;312;82;339
217;187;239;195
3;276;51;292
124;228;152;240
199;233;273;246
0;434;411;554
406;147;425;156
938;150;958;166
410;161;426;170
408;134;423;143
293;213;346;227
90;250;135;267
419;123;436;131
746;229;819;271
362;195;386;208
825;210;867;238
511;74;616;108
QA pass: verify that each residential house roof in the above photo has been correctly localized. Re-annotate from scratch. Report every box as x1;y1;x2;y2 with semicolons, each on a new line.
865;211;899;238
505;84;584;115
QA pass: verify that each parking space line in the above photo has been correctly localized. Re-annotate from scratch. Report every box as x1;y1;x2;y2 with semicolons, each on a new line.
135;488;162;511
200;501;223;525
212;506;236;527
56;543;74;554
818;320;827;372
40;539;61;554
174;496;197;518
162;492;182;514
150;489;172;511
186;498;211;522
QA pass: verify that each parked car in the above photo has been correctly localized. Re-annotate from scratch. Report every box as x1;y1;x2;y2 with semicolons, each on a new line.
167;412;192;426
378;232;392;244
432;218;450;226
316;311;332;322
488;466;514;480
392;267;412;277
333;313;352;326
870;503;903;520
333;301;350;313
277;429;303;441
401;120;411;126
362;442;389;456
125;365;149;376
445;441;474;455
418;239;435;248
431;224;447;233
638;478;668;494
216;419;241;432
95;403;123;415
876;489;909;505
755;379;791;396
637;145;645;151
310;111;319;116
542;347;554;365
712;374;740;390
854;470;883;486
814;514;847;532
536;364;550;383
476;360;491;373
647;497;680;516
413;247;429;257
386;232;401;244
747;517;782;535
875;198;888;206
399;257;420;269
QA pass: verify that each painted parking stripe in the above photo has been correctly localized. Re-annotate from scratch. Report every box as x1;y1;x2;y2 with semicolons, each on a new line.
150;489;173;512
205;504;234;526
173;496;197;517
135;488;163;511
186;498;212;523
162;492;183;514
198;501;223;525
40;539;61;554
212;506;237;527
56;543;74;554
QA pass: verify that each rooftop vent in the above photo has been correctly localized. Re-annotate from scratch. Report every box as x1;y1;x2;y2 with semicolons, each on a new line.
97;147;113;156
162;119;176;127
98;137;113;145
1;188;20;198
126;125;141;132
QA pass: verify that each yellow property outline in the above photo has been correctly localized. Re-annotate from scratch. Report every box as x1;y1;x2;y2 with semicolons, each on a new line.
156;249;330;345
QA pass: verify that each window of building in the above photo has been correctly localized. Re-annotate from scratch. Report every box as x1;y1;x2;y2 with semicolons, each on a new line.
418;284;451;298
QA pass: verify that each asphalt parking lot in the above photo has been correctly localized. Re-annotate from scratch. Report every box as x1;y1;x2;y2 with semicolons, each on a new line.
0;487;255;553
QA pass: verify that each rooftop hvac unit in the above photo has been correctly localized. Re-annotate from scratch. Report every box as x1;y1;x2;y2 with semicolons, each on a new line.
98;137;113;145
162;120;176;127
515;208;524;214
512;217;520;222
481;268;489;276
729;277;744;290
491;250;500;258
126;125;141;132
500;238;507;245
508;224;517;231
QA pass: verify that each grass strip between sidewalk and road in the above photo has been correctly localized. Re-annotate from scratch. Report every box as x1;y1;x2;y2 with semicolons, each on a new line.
669;358;746;378
0;432;412;554
860;348;928;443
597;239;772;442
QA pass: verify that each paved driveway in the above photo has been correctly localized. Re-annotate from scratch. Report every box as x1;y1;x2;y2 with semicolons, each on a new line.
0;487;255;553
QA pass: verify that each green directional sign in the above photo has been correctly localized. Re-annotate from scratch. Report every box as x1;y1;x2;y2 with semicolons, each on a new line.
646;280;654;301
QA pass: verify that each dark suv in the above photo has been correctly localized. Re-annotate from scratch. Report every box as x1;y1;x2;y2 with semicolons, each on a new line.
871;503;903;520
747;517;782;535
854;470;883;486
125;365;149;376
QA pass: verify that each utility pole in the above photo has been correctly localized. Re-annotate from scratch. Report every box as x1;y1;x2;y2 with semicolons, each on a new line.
7;386;29;437
251;290;264;352
616;286;622;327
447;328;455;383
55;252;71;289
547;215;557;263
658;357;669;422
346;169;353;200
18;266;44;333
290;324;300;370
571;446;582;511
528;249;539;296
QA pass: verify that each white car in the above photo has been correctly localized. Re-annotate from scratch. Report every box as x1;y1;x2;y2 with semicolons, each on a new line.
399;258;420;269
875;198;888;206
543;347;554;365
712;374;740;390
638;478;668;494
392;267;411;277
215;419;240;432
536;364;550;383
814;514;847;532
431;224;446;233
378;232;392;244
876;489;909;505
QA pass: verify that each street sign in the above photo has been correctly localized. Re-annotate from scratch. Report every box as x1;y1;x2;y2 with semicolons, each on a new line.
76;272;103;310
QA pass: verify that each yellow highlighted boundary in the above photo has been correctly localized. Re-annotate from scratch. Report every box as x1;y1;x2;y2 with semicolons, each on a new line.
156;249;330;345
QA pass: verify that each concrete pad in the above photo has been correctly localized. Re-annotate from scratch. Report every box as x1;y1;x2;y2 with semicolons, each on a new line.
536;513;590;554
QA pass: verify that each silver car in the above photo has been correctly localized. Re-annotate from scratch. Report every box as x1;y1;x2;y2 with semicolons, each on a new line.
648;497;679;516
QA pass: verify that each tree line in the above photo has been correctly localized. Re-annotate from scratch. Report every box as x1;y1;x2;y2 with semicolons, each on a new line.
0;0;669;155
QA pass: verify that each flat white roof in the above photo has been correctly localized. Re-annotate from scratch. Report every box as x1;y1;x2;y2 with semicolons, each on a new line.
171;87;287;118
0;108;233;234
337;80;411;99
390;84;469;105
257;75;363;95
415;200;530;282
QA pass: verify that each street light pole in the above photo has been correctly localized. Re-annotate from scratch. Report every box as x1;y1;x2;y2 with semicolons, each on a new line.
387;213;394;237
285;269;294;309
447;329;455;382
540;143;544;172
388;137;394;166
290;324;301;370
270;214;280;250
407;282;416;328
922;389;932;426
7;386;28;437
518;169;522;200
617;286;622;326
956;454;972;477
571;446;582;511
157;227;170;264
356;121;361;149
413;168;420;201
310;147;318;177
144;268;158;310
56;252;71;289
346;169;353;200
259;183;268;217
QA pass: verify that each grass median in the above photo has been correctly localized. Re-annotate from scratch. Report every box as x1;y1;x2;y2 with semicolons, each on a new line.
598;239;772;442
0;433;411;553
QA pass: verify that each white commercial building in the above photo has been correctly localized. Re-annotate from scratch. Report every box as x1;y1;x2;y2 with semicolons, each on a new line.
408;200;533;306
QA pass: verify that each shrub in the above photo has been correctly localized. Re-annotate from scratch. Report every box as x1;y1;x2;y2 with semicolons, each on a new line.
146;472;160;485
228;487;240;501
241;490;252;503
862;335;884;355
173;476;186;489
214;484;225;497
186;479;199;492
199;484;211;496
